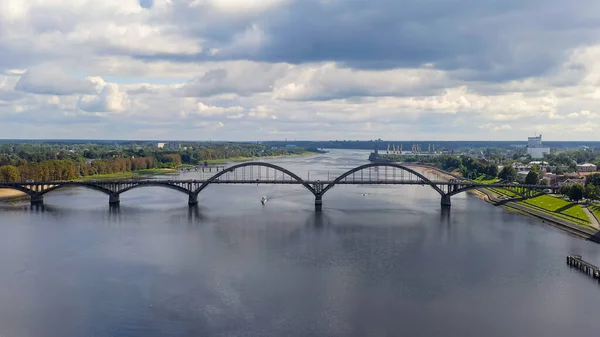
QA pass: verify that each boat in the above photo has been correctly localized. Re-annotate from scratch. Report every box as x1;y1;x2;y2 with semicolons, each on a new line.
261;196;268;205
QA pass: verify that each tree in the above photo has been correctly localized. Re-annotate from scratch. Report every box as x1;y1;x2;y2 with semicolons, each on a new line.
525;171;539;185
487;164;499;178
569;184;584;203
560;185;571;197
553;166;564;175
584;185;599;201
499;165;517;182
585;173;600;187
0;165;20;182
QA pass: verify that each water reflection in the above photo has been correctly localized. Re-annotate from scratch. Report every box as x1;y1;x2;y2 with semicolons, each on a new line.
187;204;204;224
440;207;451;224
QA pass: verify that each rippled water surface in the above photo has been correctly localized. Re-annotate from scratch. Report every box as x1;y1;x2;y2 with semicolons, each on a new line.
1;150;599;337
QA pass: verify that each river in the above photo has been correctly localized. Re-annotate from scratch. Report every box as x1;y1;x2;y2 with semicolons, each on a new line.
1;149;599;337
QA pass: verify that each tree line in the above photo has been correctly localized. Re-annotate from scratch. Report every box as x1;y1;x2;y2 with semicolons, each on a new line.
0;142;311;182
0;156;159;182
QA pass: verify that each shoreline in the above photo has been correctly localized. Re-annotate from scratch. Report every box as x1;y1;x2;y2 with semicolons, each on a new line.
406;163;600;242
0;189;27;201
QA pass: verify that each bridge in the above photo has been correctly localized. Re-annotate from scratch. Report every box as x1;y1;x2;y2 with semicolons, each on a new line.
0;162;557;210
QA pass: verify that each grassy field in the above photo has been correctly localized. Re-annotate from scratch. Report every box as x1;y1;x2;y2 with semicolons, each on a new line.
474;175;499;184
522;195;590;224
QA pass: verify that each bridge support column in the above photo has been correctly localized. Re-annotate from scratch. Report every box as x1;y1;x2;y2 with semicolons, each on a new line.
30;194;43;205
188;194;198;205
109;194;120;205
315;195;323;211
441;194;451;208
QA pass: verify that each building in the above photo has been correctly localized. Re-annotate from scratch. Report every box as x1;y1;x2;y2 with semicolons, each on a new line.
517;171;530;181
155;142;181;149
528;135;542;148
558;178;586;187
526;134;550;159
576;163;597;172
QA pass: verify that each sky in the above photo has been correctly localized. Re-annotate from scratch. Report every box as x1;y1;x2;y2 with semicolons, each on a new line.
1;0;600;141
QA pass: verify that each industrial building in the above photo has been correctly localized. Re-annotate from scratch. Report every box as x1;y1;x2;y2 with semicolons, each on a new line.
526;134;550;159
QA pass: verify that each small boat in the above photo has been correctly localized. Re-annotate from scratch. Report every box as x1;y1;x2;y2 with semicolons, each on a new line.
261;196;268;205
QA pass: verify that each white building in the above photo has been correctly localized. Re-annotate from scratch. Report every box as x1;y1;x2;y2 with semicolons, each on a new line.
526;134;550;159
155;142;181;149
576;163;597;172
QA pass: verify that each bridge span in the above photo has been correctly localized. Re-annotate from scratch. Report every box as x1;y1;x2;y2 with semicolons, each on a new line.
0;162;556;210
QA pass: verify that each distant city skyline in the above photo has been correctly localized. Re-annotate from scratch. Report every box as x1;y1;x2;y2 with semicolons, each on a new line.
1;0;599;140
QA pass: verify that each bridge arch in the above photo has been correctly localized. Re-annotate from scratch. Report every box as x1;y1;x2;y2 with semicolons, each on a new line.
321;162;444;196
194;162;316;196
0;183;35;195
117;182;192;196
38;183;113;197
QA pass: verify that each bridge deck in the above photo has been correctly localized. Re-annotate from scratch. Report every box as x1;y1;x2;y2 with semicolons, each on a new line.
2;180;553;188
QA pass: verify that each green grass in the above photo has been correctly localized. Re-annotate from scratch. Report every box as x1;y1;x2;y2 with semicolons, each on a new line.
474;175;499;184
486;187;519;198
522;195;590;224
589;204;600;222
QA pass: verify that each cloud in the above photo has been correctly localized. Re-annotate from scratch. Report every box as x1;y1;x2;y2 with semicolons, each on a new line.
15;67;97;95
190;102;244;116
130;0;600;81
492;125;513;131
78;82;128;113
1;0;600;141
175;62;287;97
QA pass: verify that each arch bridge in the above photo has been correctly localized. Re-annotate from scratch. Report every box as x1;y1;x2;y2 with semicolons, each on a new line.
0;162;556;210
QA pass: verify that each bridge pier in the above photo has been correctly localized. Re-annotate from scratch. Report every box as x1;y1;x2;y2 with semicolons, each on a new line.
441;194;451;208
109;194;120;205
30;194;43;205
315;195;323;211
188;194;198;205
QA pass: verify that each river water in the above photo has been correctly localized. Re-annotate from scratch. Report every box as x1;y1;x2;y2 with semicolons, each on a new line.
1;149;599;337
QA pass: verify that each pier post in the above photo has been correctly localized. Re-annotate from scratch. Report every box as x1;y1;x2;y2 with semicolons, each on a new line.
441;194;451;208
109;194;120;205
315;195;323;211
30;194;43;205
188;193;198;205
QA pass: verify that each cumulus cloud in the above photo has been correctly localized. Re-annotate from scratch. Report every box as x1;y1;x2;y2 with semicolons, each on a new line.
15;67;97;95
1;0;600;140
78;82;128;113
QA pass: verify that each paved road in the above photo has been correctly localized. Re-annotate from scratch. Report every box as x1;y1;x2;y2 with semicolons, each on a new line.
583;206;600;230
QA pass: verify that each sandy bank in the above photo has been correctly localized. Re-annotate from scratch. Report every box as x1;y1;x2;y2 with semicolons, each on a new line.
0;189;27;201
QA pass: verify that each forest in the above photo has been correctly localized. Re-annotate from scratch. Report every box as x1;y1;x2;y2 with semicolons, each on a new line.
0;142;310;182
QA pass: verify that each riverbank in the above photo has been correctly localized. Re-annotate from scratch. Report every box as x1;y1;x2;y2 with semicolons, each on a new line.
0;189;26;201
406;164;600;241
